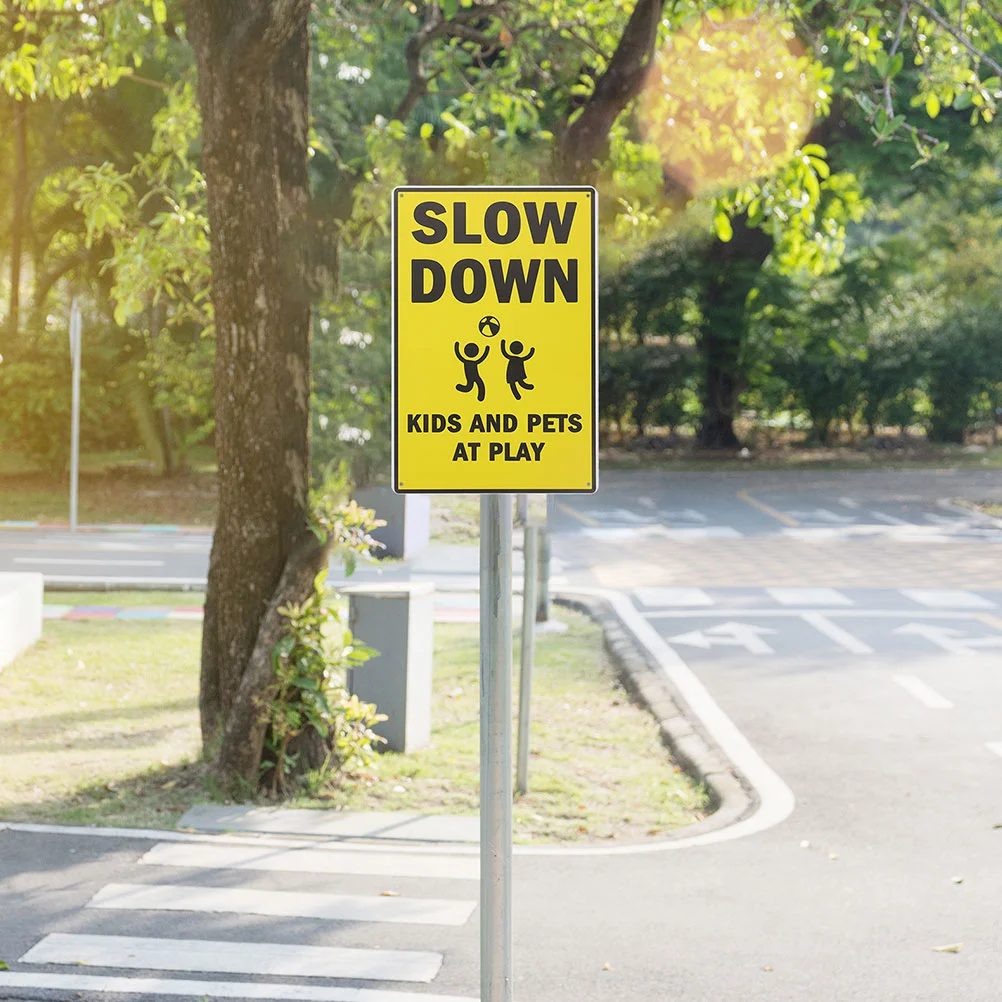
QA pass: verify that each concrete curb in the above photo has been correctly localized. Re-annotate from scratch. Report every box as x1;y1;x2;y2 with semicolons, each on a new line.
554;593;754;839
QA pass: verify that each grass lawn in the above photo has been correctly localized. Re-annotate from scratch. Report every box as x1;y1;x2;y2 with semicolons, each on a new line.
0;605;707;843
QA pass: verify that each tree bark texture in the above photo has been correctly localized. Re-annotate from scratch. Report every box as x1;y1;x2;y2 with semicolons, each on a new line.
186;0;323;785
697;216;772;449
8;97;28;336
556;0;666;182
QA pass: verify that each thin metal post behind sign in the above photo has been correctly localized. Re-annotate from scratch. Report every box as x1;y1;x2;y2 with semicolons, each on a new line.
480;492;513;1002
69;298;82;533
516;522;538;796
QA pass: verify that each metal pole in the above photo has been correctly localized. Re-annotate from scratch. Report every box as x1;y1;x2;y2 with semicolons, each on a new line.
480;492;513;1002
536;495;553;623
515;493;529;526
516;523;538;796
69;298;82;533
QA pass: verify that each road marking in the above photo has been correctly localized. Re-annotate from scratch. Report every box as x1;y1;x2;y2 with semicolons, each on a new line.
870;511;910;525
986;742;1002;758
634;587;712;608
800;613;874;655
892;622;1002;654
643;609;988;619
13;557;165;567
20;934;442;984
140;842;480;879
784;509;857;524
657;526;742;539
901;589;996;610
556;501;600;527
893;674;954;710
87;883;476;926
767;588;852;607
669;622;776;654
837;497;860;509
0;973;475;1002
41;575;207;587
736;489;800;527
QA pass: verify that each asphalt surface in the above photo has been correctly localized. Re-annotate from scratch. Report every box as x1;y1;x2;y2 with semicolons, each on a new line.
3;467;1002;1001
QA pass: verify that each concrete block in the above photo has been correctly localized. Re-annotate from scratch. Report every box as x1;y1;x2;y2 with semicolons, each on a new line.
0;572;43;669
354;487;431;560
343;581;435;752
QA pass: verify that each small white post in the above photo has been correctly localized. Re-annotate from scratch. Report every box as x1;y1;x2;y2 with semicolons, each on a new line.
69;298;82;532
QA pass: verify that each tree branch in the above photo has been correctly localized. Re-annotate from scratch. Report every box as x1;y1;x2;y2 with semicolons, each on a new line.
910;0;1002;77
556;0;667;181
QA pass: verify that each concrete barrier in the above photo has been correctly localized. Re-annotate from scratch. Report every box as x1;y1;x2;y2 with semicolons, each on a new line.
0;572;43;669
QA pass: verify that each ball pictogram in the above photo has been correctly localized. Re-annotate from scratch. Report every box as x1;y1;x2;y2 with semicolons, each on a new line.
478;315;501;338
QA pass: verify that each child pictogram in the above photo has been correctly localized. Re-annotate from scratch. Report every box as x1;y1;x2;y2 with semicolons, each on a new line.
501;340;535;400
455;341;490;402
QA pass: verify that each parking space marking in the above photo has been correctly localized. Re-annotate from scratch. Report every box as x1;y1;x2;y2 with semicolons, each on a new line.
871;511;910;526
800;613;874;655
893;674;954;710
634;587;713;607
902;589;996;609
736;489;800;527
767;588;852;607
986;742;1002;758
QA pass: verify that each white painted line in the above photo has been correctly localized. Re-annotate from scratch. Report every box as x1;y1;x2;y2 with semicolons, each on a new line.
800;613;874;655
167;610;204;620
594;590;796;847
986;742;1002;758
901;589;996;610
837;497;860;509
13;557;165;567
657;527;742;540
643;608;987;619
893;674;954;710
141;842;480;879
634;587;713;608
20;934;442;984
768;588;852;607
88;883;476;926
41;575;207;587
870;511;910;526
0;973;475;1002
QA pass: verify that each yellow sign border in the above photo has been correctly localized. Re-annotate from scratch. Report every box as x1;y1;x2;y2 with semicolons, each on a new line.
391;185;598;495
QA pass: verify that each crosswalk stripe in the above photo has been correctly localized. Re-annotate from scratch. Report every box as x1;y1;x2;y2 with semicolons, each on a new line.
21;934;443;984
0;973;476;1002
140;842;480;880
87;883;476;926
767;588;852;607
901;589;996;610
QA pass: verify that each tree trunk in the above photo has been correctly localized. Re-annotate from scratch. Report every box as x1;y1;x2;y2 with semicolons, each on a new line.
186;0;321;786
555;0;665;181
8;97;28;336
697;215;772;449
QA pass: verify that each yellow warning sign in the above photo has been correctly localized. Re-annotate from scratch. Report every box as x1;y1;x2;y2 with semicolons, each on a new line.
392;186;597;494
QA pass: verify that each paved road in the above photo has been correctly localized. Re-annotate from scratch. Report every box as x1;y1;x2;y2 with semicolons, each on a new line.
3;467;1002;588
3;466;1002;1000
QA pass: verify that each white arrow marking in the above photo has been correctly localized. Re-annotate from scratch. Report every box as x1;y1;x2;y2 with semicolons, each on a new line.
892;623;1002;655
669;622;776;655
785;509;858;524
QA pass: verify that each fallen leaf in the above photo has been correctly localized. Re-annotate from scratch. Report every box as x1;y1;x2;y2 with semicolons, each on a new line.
931;943;963;953
380;890;400;897
828;853;839;861
0;961;9;971
602;962;613;971
952;876;964;884
762;965;774;972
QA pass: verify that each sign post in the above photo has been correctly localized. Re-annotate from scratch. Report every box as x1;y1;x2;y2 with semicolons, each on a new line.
69;298;82;533
392;186;597;1002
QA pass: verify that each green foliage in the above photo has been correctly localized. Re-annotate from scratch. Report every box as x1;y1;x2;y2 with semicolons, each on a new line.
263;568;386;797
